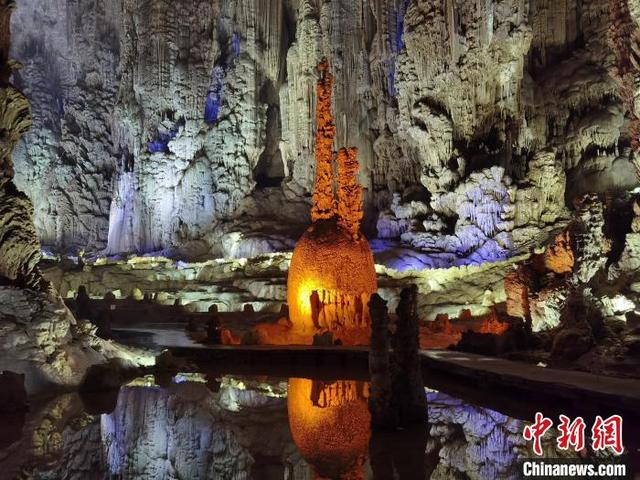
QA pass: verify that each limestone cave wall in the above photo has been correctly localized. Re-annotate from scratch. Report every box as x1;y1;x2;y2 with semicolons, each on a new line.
9;0;640;263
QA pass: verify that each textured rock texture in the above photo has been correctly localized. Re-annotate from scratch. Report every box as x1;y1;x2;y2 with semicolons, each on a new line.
39;250;519;343
9;0;639;264
0;1;153;393
0;0;42;290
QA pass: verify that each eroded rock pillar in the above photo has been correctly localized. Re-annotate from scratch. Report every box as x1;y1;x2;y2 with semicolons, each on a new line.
392;285;427;426
368;294;396;429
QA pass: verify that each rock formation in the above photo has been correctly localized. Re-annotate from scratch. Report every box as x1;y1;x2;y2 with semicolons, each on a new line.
287;58;377;345
608;0;640;175
0;1;152;393
310;58;336;223
1;0;639;377
6;0;636;268
0;0;40;291
368;287;427;429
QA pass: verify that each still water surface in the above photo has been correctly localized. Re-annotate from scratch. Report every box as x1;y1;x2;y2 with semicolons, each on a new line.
1;370;621;480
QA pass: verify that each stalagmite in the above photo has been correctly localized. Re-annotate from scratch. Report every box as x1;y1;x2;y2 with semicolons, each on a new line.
311;58;337;223
287;58;377;344
392;285;427;426
368;294;396;429
337;147;364;240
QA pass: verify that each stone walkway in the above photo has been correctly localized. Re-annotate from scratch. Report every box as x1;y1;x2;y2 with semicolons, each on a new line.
421;350;640;420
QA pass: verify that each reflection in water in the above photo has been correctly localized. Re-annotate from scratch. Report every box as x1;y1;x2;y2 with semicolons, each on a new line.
287;378;371;479
369;428;432;480
0;375;619;480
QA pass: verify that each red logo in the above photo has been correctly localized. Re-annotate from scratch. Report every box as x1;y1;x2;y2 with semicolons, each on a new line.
524;413;624;456
592;415;624;455
557;415;586;451
524;412;554;456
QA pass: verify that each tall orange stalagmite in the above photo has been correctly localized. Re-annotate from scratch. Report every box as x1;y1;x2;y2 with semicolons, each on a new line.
337;147;363;240
311;58;337;222
286;58;377;345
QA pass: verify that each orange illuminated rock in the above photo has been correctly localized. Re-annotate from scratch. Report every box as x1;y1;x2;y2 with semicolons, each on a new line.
337;147;363;240
505;266;533;319
287;219;376;344
288;378;370;479
420;313;463;349
477;310;510;335
253;317;310;345
544;231;574;274
286;59;377;345
219;328;242;345
311;58;337;222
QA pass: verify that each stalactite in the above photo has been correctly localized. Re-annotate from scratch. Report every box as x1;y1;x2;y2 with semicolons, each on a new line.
255;0;285;83
311;57;336;222
309;287;369;332
337;146;363;240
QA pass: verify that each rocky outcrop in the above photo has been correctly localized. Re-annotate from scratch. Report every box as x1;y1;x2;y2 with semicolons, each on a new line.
0;286;152;393
0;184;45;289
504;194;612;330
0;2;153;393
0;1;42;291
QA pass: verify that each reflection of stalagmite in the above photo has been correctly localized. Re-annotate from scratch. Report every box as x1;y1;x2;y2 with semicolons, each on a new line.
288;378;371;479
369;427;430;480
368;286;427;429
368;294;395;429
393;285;427;425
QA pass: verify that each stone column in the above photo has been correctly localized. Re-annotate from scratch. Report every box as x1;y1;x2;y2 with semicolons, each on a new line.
368;293;396;429
392;285;427;426
311;58;336;222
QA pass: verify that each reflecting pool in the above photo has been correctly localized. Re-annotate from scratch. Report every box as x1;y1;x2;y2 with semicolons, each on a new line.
0;373;631;480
